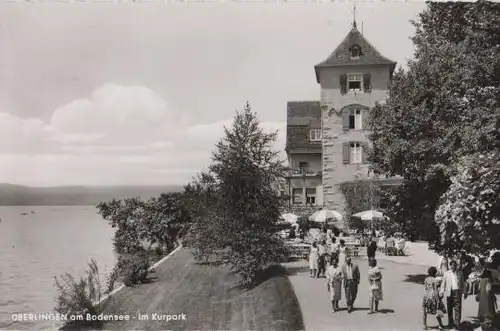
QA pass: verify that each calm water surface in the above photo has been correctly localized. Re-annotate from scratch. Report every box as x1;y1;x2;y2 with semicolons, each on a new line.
0;206;116;330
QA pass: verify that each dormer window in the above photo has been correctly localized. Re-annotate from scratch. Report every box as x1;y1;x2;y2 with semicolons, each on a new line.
350;45;361;60
310;128;322;141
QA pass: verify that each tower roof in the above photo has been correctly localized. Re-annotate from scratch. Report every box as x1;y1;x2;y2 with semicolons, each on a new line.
314;26;397;83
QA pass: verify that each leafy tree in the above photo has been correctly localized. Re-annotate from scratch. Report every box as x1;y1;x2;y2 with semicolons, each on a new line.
184;102;288;286
141;192;192;252
97;193;191;254
434;151;500;258
340;180;381;232
97;198;145;254
210;102;288;233
97;192;192;286
368;1;500;251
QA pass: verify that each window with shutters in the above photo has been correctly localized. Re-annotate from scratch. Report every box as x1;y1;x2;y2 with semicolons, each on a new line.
348;109;362;130
349;142;362;164
348;74;362;91
340;74;348;94
310;128;322;141
292;188;303;205
306;188;316;205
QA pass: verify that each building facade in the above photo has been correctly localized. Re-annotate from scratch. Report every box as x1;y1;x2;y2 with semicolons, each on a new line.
285;21;397;214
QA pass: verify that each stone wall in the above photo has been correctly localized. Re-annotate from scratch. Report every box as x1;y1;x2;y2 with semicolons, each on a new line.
320;64;391;215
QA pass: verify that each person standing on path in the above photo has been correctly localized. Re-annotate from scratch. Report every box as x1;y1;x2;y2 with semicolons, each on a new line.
341;256;360;313
367;258;383;314
338;239;347;266
326;254;343;312
440;260;466;328
329;237;339;256
367;236;377;266
422;267;445;330
477;269;497;330
317;240;327;278
437;257;449;277
309;242;320;278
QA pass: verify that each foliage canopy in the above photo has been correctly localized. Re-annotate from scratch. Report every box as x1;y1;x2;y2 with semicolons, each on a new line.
368;1;500;255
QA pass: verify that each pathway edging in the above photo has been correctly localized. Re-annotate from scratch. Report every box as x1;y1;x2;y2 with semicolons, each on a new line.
94;245;183;307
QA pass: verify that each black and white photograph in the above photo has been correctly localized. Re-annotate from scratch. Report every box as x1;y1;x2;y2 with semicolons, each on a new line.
0;0;499;330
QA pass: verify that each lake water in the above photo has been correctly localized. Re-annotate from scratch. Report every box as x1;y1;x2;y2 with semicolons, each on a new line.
0;206;117;330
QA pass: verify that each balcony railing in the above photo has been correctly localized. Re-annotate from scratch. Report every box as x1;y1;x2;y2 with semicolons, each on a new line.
288;169;322;177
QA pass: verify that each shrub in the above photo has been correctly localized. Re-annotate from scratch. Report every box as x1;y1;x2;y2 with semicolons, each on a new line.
54;259;104;326
116;251;151;286
154;245;164;256
228;230;287;287
106;266;120;294
182;214;228;263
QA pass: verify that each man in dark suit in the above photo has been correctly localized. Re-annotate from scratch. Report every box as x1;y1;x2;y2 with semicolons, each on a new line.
367;236;377;265
341;256;360;313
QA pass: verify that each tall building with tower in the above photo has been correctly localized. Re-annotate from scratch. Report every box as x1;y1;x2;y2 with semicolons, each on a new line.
284;16;399;216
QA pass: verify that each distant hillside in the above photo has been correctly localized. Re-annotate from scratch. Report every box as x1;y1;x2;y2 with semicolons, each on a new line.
0;183;184;206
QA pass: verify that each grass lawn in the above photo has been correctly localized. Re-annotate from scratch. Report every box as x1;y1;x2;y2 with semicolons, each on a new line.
76;248;304;331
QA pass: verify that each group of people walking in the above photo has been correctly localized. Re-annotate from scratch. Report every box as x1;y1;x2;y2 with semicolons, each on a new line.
423;257;498;330
307;233;498;329
309;236;383;315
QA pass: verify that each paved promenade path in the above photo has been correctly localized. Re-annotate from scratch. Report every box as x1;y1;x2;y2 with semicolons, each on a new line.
284;245;481;331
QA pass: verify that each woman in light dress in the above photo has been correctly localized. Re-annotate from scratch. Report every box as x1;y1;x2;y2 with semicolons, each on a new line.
367;258;383;314
309;242;320;278
338;239;347;266
422;267;445;330
326;254;343;312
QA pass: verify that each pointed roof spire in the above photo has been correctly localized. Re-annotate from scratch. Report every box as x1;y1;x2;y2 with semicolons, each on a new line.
313;12;397;83
352;4;357;30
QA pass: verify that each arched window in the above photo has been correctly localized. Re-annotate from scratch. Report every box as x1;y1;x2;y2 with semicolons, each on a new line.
350;45;361;60
341;104;369;131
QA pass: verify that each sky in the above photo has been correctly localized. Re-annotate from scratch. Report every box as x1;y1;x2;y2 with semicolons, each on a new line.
0;0;427;187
